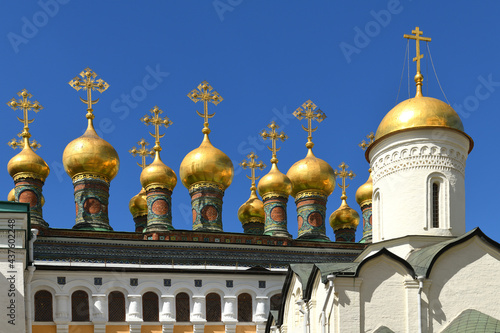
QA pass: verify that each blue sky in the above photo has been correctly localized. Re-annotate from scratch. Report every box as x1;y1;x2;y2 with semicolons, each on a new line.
0;1;498;242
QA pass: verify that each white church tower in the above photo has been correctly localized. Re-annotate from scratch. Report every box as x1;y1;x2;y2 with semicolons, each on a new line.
366;27;473;243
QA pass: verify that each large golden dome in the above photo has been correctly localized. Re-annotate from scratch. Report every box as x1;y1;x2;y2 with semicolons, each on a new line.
140;153;177;191
375;96;465;140
355;172;373;205
329;200;360;231
287;149;335;198
258;163;291;197
238;190;265;224
180;134;233;190
129;187;148;218
8;144;50;182
63;121;119;181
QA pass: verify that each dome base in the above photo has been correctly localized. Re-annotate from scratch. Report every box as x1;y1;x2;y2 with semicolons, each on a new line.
189;182;224;232
144;188;174;233
295;191;329;242
73;176;112;232
262;193;291;238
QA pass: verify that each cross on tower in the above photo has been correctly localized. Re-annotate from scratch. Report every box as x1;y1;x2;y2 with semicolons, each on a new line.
293;100;326;149
7;89;43;149
8;132;41;151
187;81;223;134
141;106;173;153
240;152;266;191
404;27;431;96
334;162;356;200
358;132;375;151
260;121;288;164
129;138;154;169
69;67;109;119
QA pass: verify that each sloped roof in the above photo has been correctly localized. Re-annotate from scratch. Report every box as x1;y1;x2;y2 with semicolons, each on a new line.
441;309;500;333
373;326;395;333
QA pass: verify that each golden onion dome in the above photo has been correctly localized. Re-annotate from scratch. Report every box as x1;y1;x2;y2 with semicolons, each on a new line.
375;96;466;140
355;172;373;205
329;199;360;231
238;190;265;224
140;153;177;191
62;121;119;181
129;187;148;218
286;149;335;198
258;163;292;197
8;143;50;182
180;134;233;190
7;188;15;202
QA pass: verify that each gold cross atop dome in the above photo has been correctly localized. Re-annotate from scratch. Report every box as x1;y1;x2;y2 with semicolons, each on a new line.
187;81;223;135
260;121;287;164
69;67;109;120
334;162;356;200
358;132;375;151
404;27;431;97
8;132;41;151
293;100;326;149
7;89;43;148
240;152;266;191
129;138;154;169
141;106;173;154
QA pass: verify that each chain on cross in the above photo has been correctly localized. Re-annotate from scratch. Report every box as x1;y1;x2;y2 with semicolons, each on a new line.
334;162;356;200
293;100;326;149
187;80;223;134
404;27;431;96
129;138;154;169
7;89;43;150
240;152;266;191
141;106;173;153
260;121;288;164
69;67;109;119
358;132;375;151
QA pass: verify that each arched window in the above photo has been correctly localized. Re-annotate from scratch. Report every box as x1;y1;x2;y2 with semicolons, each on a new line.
142;292;159;322
176;292;190;322
270;293;282;311
71;290;89;322
206;293;221;322
34;290;53;321
432;182;440;228
238;293;252;322
108;291;126;322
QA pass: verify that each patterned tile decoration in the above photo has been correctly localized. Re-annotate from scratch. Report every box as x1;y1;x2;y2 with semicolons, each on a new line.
164;279;171;287
259;281;266;288
226;280;233;288
94;277;102;285
130;278;138;286
194;279;202;287
57;277;66;285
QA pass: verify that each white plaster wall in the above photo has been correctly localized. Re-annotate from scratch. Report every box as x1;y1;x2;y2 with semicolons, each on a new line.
281;276;302;333
426;237;500;332
369;129;469;242
333;277;361;333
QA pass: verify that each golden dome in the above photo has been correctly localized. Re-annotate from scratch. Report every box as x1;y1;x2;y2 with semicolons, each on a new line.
355;172;373;205
258;163;292;197
329;199;360;231
140;153;177;191
7;188;15;201
129;187;148;218
8;143;50;182
286;149;335;198
375;96;465;140
63;121;119;181
180;134;233;190
238;190;265;224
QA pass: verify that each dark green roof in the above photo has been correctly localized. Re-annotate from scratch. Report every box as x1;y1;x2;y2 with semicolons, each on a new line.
315;262;359;283
441;309;500;333
373;326;395;333
289;264;315;287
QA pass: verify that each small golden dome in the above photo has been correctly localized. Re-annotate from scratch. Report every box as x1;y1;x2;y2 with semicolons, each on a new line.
375;96;465;140
180;134;233;190
238;190;265;224
355;172;373;205
258;163;292;197
7;188;15;201
129;187;148;218
286;149;335;198
329;200;360;231
140;153;177;191
8;144;50;182
62;121;119;181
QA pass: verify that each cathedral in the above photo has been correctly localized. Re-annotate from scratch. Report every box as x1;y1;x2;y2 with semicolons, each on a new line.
1;26;499;333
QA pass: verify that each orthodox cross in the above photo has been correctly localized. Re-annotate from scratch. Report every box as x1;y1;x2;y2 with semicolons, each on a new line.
129;138;154;169
240;152;266;191
7;89;43;149
69;67;109;119
260;121;287;164
358;132;375;151
187;81;223;134
404;27;431;95
334;162;356;200
141;106;173;153
293;100;326;149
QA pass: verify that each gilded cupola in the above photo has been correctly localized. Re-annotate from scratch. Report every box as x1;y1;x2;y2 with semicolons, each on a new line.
238;153;266;234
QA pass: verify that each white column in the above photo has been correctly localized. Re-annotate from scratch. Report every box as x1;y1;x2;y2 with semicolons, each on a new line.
54;293;70;322
255;295;268;332
160;295;175;322
191;295;207;324
223;295;238;333
127;294;143;333
91;293;107;333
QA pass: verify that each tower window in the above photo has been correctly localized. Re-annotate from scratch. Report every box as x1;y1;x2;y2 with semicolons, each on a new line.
108;291;126;322
238;293;252;322
142;292;159;322
71;290;89;322
176;292;190;322
432;182;439;228
34;290;53;322
206;293;221;322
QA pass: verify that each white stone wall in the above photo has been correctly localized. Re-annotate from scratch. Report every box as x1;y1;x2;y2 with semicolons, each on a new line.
369;129;470;242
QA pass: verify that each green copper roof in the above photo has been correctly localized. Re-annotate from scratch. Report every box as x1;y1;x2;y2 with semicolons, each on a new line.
441;309;500;333
373;326;395;333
